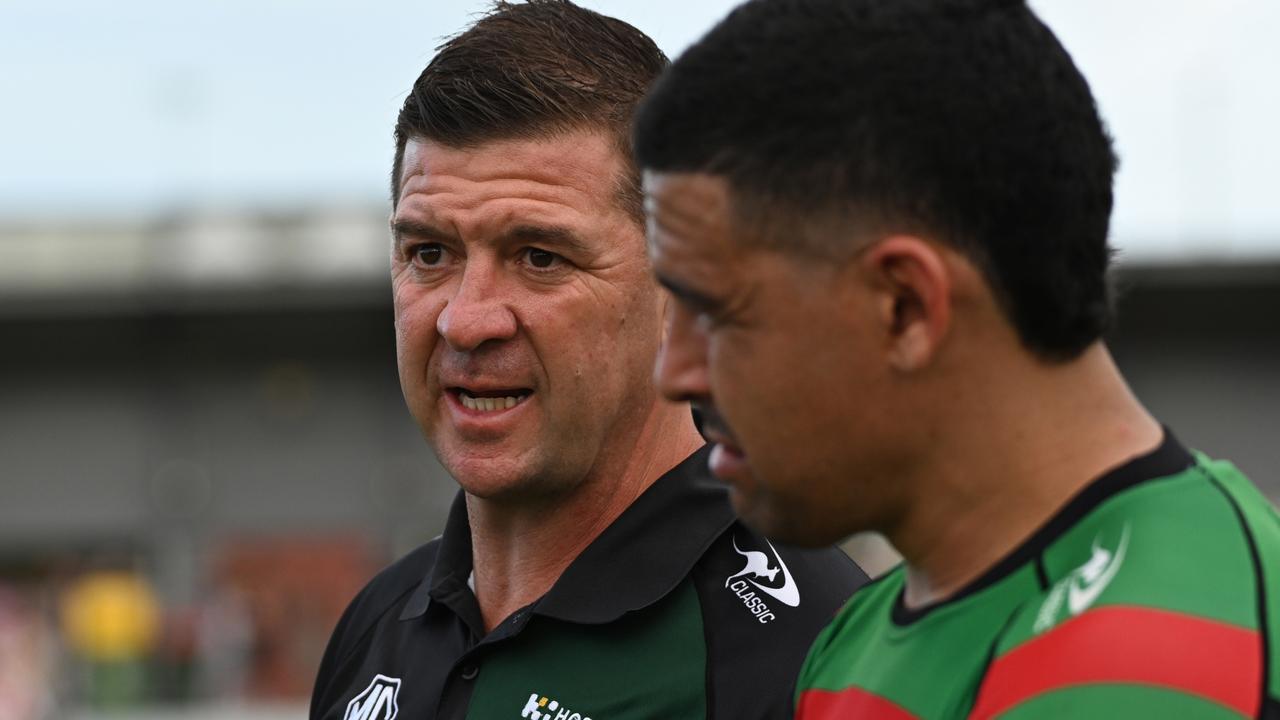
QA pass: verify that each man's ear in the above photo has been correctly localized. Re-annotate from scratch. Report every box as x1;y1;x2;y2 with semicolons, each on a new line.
859;235;953;372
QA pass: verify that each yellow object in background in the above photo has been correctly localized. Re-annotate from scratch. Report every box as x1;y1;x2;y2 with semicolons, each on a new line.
60;572;160;662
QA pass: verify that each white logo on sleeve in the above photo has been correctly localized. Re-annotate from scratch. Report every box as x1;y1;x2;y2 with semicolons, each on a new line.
1034;525;1130;633
724;535;800;624
345;674;401;720
1066;525;1130;615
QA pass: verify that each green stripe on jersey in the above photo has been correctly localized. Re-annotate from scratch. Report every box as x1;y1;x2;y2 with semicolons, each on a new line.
995;683;1244;720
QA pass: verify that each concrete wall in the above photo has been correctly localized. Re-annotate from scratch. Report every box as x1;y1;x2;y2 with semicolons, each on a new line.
1108;264;1280;490
1;264;1276;583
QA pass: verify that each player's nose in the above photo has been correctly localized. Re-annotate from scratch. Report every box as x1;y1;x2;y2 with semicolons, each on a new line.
655;307;710;404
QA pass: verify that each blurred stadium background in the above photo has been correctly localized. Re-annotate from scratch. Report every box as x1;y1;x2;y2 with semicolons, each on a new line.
2;1;1278;717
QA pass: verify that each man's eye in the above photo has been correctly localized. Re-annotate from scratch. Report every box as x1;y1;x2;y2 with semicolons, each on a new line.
525;248;559;269
415;244;445;266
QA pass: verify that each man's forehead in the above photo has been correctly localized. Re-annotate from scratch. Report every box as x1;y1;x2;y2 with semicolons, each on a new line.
392;132;649;256
399;131;626;202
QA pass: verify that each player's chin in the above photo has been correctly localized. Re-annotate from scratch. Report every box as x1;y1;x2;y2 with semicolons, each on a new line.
732;487;843;548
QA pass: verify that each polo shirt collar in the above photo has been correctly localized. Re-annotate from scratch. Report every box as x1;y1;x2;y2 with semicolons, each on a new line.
537;445;729;623
400;445;730;624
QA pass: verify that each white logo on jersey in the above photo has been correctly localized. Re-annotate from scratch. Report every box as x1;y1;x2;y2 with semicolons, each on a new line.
345;674;401;720
724;535;799;624
727;535;799;607
520;691;593;720
1034;525;1130;633
1067;525;1130;615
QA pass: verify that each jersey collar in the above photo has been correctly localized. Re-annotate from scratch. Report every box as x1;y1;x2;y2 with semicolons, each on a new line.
890;427;1195;625
399;445;732;625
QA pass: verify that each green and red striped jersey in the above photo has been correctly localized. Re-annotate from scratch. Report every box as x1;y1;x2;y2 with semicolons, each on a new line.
796;432;1280;719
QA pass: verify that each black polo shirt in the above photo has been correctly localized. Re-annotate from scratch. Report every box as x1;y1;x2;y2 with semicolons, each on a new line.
311;447;868;720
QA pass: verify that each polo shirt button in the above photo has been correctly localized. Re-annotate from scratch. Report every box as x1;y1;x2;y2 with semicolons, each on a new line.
459;664;479;681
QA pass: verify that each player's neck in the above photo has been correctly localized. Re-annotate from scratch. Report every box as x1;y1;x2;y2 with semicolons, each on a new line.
466;400;702;632
893;343;1161;610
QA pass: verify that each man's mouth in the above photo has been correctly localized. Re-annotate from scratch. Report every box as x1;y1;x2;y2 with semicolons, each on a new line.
450;387;533;413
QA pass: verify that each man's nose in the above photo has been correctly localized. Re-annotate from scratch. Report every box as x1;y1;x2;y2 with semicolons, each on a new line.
655;309;711;403
436;261;518;352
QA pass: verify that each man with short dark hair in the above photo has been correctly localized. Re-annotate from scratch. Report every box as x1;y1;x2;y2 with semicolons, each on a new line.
636;0;1280;717
310;2;865;719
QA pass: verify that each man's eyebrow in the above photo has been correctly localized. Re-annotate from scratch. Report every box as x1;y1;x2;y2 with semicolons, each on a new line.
502;225;592;255
391;219;455;246
391;220;596;256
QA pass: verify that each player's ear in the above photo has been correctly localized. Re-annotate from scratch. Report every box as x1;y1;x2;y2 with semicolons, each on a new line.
858;235;952;372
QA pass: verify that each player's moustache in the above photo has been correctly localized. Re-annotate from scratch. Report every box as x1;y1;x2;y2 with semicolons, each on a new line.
692;403;738;445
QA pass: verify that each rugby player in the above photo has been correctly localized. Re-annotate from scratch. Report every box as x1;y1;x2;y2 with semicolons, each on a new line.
635;0;1280;717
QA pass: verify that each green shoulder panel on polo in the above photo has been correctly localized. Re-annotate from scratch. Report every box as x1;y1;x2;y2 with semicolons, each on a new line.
465;579;707;720
795;434;1280;720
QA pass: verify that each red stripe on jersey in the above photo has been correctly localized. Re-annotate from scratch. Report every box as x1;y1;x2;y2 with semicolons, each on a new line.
969;605;1261;719
798;686;919;720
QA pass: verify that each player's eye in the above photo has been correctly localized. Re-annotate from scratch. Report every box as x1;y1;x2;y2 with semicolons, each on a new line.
668;284;721;322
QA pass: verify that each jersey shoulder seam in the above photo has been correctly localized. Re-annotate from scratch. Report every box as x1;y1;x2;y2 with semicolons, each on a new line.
1200;463;1272;716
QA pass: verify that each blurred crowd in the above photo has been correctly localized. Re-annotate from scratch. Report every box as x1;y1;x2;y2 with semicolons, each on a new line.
0;538;373;718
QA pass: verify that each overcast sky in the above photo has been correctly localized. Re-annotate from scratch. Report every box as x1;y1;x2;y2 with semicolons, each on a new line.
1;0;1277;259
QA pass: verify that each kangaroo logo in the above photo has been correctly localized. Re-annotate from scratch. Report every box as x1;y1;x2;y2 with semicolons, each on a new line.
1034;524;1131;633
344;674;400;720
726;536;799;607
1066;525;1130;615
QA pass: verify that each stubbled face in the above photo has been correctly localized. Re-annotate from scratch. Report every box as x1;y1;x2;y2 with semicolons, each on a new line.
646;172;900;546
393;131;665;502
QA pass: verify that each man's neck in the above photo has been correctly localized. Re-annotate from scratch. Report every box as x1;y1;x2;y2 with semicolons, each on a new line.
466;403;702;632
891;343;1162;610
